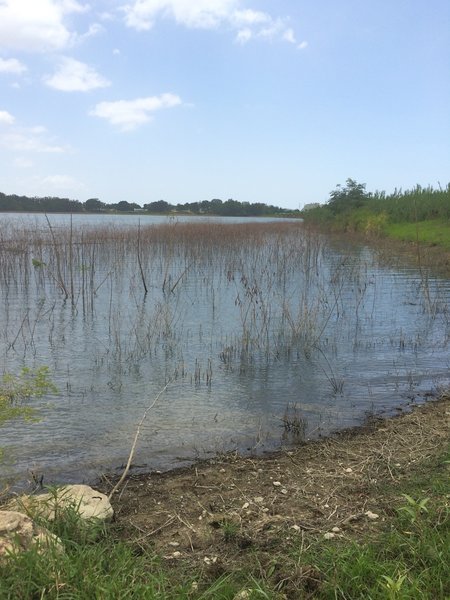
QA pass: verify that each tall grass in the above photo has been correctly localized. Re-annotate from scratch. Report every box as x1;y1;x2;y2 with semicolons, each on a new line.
302;183;450;242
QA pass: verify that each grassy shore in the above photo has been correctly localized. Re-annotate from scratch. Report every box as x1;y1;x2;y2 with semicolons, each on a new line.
1;393;449;599
301;184;450;273
385;219;450;251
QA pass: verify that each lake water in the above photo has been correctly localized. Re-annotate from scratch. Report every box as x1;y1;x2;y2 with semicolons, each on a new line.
0;213;449;489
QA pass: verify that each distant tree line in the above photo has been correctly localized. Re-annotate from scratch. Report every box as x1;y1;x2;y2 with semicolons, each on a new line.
143;198;290;216
0;192;294;217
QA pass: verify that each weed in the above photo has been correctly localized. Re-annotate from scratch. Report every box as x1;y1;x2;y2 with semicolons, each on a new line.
397;494;430;524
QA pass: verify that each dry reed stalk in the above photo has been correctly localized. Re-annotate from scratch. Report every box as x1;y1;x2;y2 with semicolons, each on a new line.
108;379;173;500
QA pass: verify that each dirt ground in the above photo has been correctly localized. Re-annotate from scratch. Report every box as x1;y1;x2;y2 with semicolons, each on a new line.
100;393;449;575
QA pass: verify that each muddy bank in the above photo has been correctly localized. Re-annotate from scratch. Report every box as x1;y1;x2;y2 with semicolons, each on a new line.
100;393;449;571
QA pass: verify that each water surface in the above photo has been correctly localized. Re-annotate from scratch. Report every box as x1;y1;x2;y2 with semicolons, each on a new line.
0;214;448;488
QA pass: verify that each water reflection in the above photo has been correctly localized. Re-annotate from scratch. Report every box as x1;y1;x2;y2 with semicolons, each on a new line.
0;215;448;487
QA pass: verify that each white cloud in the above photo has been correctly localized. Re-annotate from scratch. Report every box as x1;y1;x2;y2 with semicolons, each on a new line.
122;0;238;31
235;29;252;44
122;0;297;44
298;40;308;50
0;0;88;52
90;93;182;131
44;57;110;92
283;28;296;45
80;22;105;40
232;9;270;26
0;110;15;125
60;0;89;14
40;174;85;192
13;156;34;168
0;126;67;153
0;57;27;74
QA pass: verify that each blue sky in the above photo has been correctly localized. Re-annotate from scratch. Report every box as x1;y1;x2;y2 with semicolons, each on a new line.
0;0;449;209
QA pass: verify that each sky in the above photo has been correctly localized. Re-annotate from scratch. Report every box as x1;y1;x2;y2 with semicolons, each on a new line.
0;1;449;210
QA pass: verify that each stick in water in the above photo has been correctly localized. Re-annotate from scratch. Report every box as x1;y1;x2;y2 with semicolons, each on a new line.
108;380;173;499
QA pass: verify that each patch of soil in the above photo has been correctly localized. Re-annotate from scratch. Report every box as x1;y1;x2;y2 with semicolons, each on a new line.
100;394;450;573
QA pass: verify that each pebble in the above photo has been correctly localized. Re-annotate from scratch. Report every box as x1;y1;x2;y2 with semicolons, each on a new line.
323;532;335;540
332;527;340;533
365;511;379;520
344;468;353;473
280;488;288;495
273;481;282;487
242;502;249;510
233;590;253;600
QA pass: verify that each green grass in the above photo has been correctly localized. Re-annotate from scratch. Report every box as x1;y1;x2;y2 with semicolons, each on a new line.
385;219;450;251
291;446;450;599
1;447;449;599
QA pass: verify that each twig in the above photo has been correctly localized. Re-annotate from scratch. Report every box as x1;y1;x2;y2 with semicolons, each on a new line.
108;380;173;499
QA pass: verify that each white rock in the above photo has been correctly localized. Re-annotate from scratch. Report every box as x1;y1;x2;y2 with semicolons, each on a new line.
280;488;288;495
344;468;353;473
242;502;249;510
323;532;335;540
233;590;253;600
272;481;282;487
0;510;62;561
332;527;341;533
8;485;113;521
253;496;264;504
365;511;379;520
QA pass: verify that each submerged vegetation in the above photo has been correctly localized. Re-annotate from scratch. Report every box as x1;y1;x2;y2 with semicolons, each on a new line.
0;216;448;484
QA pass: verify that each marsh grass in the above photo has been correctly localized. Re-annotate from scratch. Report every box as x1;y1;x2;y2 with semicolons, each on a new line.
0;216;448;488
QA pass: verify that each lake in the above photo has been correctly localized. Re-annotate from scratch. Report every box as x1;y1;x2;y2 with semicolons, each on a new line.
0;213;449;488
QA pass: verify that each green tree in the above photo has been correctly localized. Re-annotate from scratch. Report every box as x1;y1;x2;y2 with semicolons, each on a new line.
114;201;141;212
144;200;171;213
84;198;104;212
328;178;370;214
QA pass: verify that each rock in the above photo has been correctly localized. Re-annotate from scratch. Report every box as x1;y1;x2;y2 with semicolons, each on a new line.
8;484;113;521
233;590;253;599
365;511;379;520
323;532;335;540
0;510;62;561
272;481;282;487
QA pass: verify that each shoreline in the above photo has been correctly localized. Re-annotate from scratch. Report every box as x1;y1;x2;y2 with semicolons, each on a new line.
98;391;449;567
